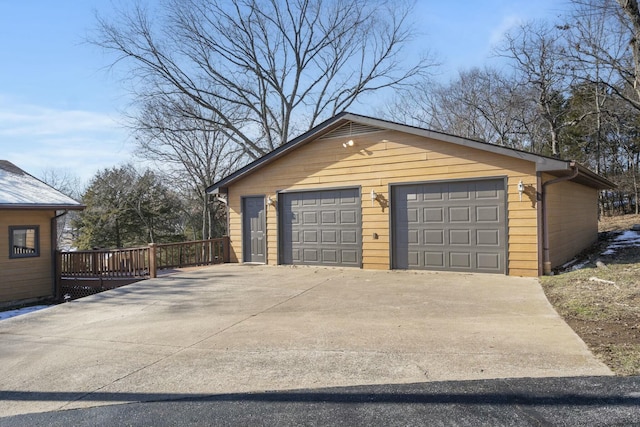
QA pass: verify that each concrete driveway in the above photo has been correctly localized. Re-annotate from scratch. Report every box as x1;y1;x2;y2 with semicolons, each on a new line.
0;265;611;417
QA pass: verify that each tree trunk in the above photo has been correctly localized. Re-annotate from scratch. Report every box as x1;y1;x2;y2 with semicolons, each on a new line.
550;127;559;156
201;195;208;240
618;0;640;104
633;155;640;214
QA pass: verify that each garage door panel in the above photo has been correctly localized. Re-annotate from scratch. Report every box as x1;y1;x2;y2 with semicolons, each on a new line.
477;206;499;222
303;211;318;225
322;249;338;263
423;188;443;201
303;249;318;262
450;252;472;269
340;210;357;224
341;250;358;264
425;252;445;268
476;180;501;199
424;207;444;222
281;188;361;267
341;229;357;244
407;251;420;267
321;211;337;224
424;229;444;245
407;208;419;223
340;193;358;204
477;253;500;269
285;211;298;225
449;206;470;222
450;229;471;245
303;230;318;243
477;229;500;246
393;179;505;273
321;230;337;243
321;196;336;205
302;197;318;206
449;183;471;200
285;230;301;244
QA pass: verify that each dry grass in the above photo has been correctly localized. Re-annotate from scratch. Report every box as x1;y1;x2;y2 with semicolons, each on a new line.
540;214;640;375
599;213;640;232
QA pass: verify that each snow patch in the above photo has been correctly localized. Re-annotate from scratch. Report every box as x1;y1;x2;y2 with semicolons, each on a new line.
571;261;589;271
614;230;640;243
0;305;50;321
601;230;640;257
0;161;82;206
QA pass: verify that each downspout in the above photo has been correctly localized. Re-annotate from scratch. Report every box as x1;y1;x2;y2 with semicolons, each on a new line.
51;210;69;300
541;164;579;275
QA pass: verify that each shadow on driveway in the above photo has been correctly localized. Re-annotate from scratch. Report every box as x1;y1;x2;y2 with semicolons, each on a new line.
1;376;639;426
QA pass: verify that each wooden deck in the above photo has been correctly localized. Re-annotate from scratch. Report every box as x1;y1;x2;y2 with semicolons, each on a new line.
56;237;229;299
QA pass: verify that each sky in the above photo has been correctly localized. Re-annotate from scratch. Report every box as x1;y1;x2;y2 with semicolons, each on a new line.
0;0;569;187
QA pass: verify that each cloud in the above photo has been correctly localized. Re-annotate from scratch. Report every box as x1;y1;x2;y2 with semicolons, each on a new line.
489;14;524;46
0;102;119;136
0;97;133;184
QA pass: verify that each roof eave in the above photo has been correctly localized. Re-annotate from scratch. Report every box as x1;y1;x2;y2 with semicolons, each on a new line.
574;163;617;189
0;204;86;211
541;162;616;189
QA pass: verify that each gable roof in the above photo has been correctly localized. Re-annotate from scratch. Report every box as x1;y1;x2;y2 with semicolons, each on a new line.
207;112;615;193
0;160;85;210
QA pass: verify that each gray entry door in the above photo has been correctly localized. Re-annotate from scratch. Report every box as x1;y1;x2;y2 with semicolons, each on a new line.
392;179;506;273
242;196;266;263
281;188;361;266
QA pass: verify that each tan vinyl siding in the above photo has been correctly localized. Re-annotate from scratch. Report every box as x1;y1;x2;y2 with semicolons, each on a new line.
545;177;599;269
0;210;54;304
227;129;540;276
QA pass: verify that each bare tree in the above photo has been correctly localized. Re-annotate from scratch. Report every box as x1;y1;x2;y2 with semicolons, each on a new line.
133;96;243;239
497;21;593;156
562;0;630;173
40;168;84;249
617;0;640;105
381;67;538;151
94;0;434;159
40;168;83;200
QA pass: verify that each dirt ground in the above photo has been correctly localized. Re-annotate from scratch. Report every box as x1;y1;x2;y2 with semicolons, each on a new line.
540;214;640;375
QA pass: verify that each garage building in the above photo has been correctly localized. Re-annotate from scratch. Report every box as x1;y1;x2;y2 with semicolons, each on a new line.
207;113;614;276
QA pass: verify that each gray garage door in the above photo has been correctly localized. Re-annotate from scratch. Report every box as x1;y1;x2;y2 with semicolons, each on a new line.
392;179;506;273
281;188;361;266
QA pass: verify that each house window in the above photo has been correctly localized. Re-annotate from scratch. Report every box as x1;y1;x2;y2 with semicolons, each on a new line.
9;226;40;258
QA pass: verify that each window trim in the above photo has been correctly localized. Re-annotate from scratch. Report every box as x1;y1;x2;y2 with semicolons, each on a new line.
9;225;40;259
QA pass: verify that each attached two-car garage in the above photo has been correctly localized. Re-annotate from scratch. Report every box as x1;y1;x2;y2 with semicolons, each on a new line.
277;178;506;274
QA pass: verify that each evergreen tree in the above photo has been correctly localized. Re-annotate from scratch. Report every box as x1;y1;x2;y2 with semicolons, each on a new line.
74;165;185;249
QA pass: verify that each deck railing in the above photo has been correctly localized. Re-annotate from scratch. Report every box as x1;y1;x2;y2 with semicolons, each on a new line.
58;246;151;279
56;237;229;284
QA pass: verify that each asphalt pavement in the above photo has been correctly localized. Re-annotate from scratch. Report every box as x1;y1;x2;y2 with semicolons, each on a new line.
1;376;638;426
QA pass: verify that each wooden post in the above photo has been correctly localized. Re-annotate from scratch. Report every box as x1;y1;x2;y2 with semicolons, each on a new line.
223;236;230;263
92;251;99;277
55;251;62;301
149;243;157;278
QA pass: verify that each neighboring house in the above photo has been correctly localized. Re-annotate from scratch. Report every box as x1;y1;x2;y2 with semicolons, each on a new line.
207;113;614;277
0;161;84;307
